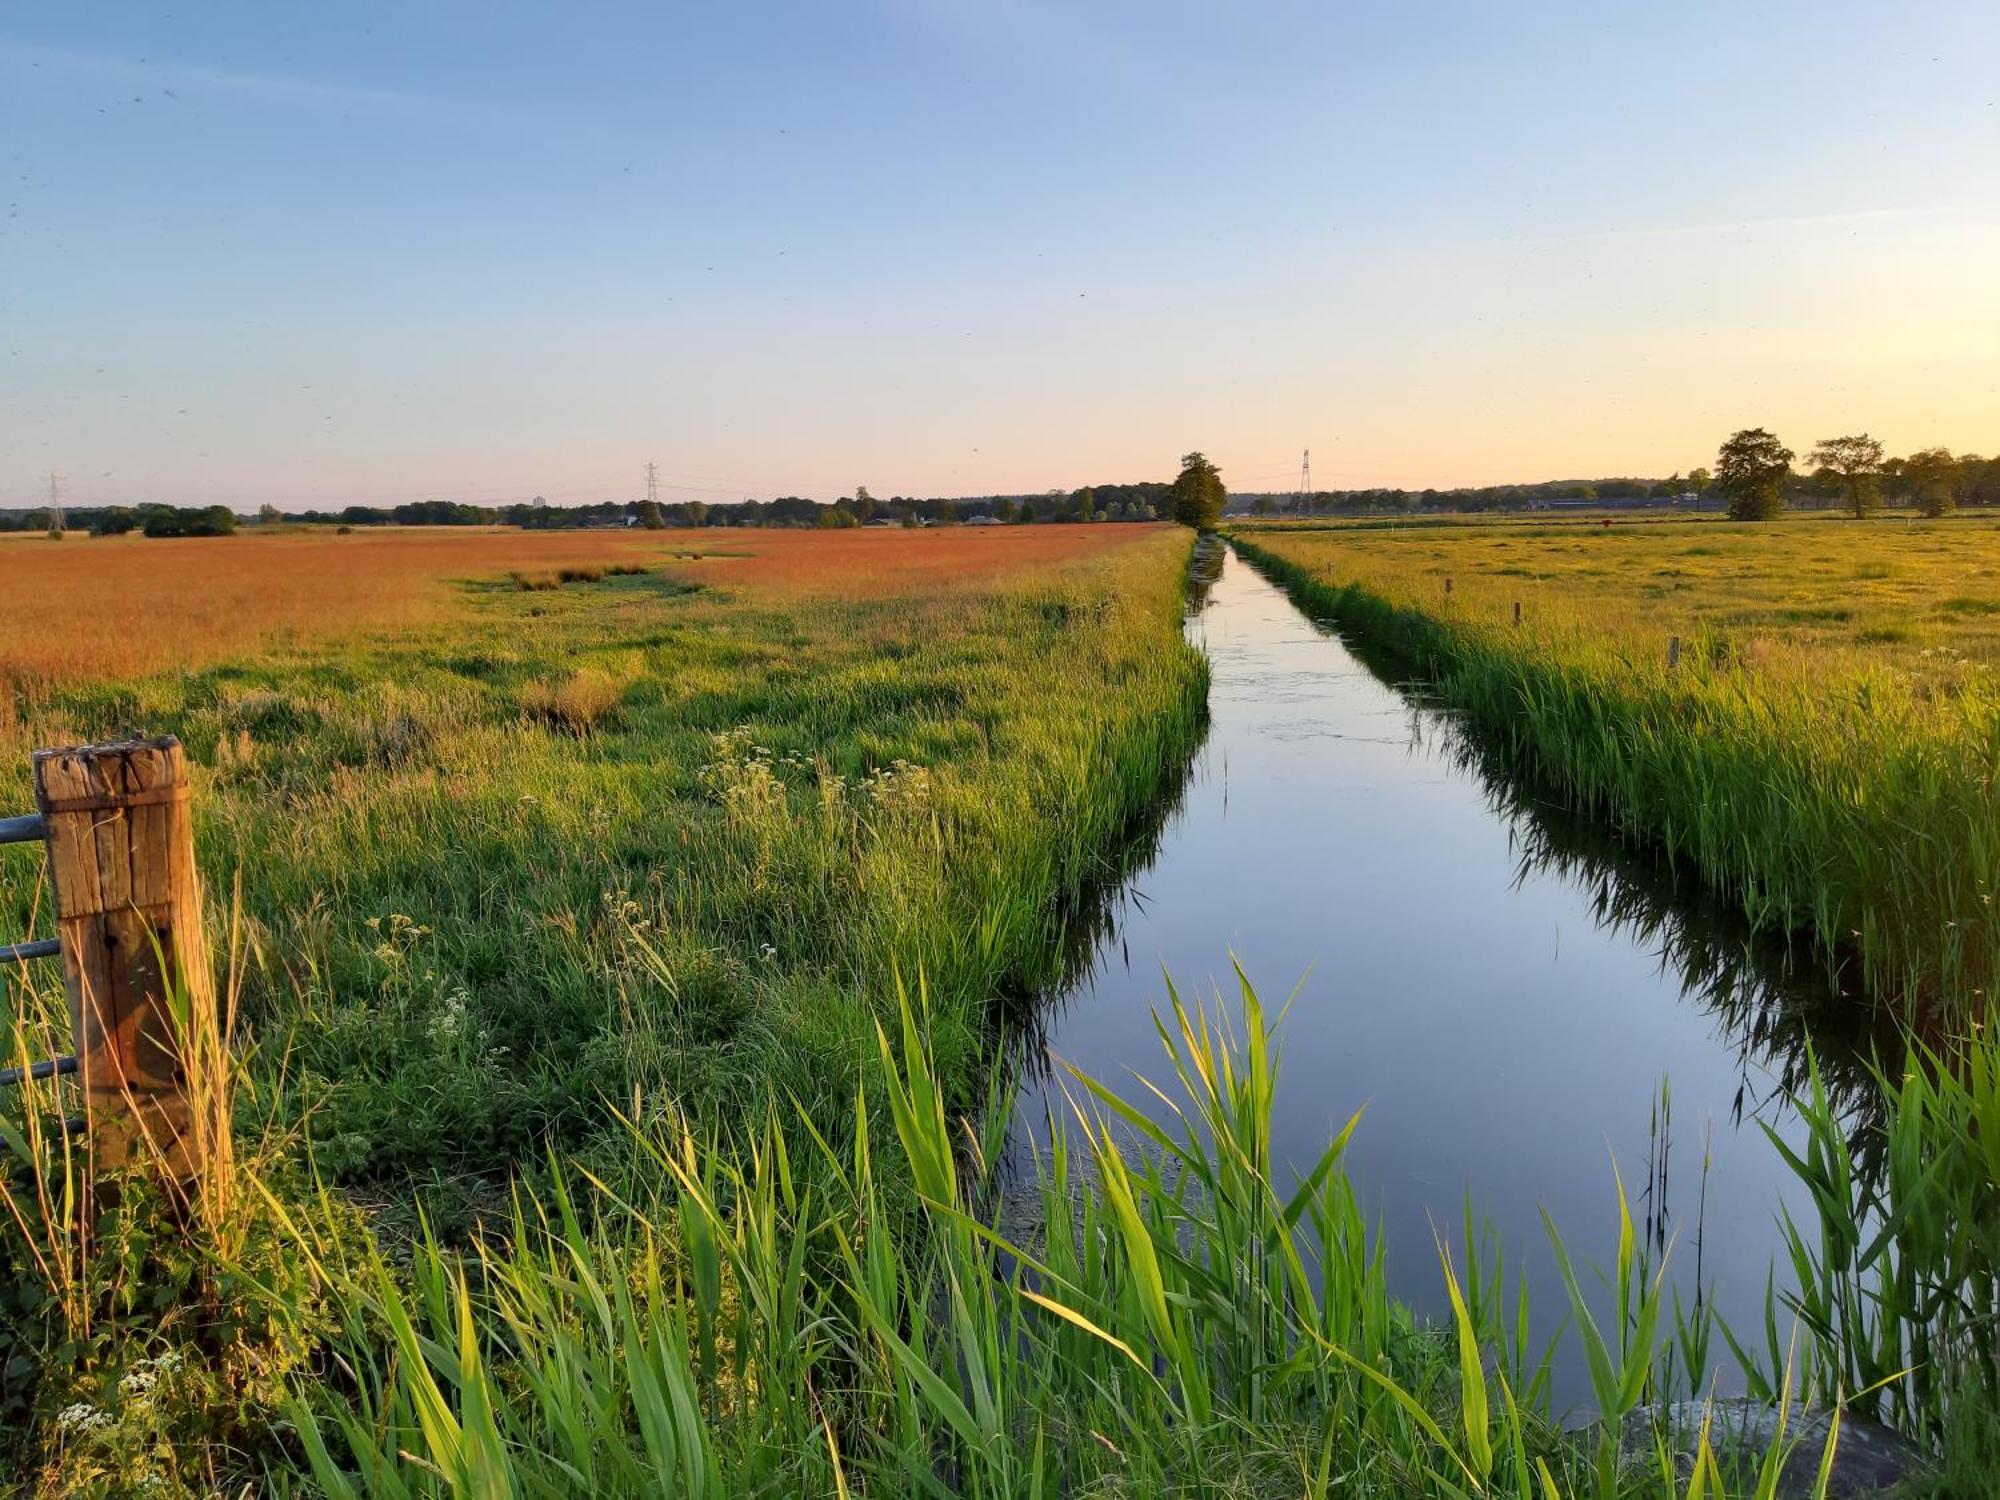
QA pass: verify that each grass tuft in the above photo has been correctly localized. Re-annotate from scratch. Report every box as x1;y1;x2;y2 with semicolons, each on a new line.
517;666;624;733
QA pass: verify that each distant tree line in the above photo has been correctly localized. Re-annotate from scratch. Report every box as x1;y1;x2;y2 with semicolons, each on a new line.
1231;444;1999;520
1709;431;1999;521
1232;474;1709;517
10;440;1990;537
1;488;1184;536
0;502;239;536
246;485;1174;531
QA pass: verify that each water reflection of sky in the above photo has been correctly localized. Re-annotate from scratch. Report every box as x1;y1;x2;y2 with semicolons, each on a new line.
1008;545;1887;1413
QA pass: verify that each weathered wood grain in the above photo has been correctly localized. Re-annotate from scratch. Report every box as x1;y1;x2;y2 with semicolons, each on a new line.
31;737;211;1177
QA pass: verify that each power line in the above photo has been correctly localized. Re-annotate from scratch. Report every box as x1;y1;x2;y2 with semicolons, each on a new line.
1296;449;1311;512
46;473;65;537
645;461;659;508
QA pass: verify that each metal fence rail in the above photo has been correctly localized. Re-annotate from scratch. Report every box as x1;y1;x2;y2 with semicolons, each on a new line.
1;805;71;1089
0;1054;76;1088
0;813;45;845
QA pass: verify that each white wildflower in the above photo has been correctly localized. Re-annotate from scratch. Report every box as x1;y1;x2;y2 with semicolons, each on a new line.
56;1403;110;1435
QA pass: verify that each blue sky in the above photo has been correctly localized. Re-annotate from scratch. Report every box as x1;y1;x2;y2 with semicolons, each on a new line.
3;2;1996;506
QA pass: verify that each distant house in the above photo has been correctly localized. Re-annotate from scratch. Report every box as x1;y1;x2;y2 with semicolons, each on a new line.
962;514;1002;526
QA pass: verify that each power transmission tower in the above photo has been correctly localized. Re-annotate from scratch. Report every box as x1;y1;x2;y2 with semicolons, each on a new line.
645;462;660;508
47;473;66;538
1296;450;1311;513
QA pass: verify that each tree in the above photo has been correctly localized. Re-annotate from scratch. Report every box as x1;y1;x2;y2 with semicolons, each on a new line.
990;496;1018;523
1966;455;2000;508
142;504;237;537
1169;452;1226;532
1687;467;1711;499
1809;434;1885;518
635;499;666;529
1714;429;1793;521
1903;447;1958;518
258;502;284;526
854;486;876;522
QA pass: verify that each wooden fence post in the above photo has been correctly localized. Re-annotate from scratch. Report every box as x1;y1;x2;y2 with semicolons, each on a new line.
1668;635;1682;670
31;736;211;1177
1512;601;1522;628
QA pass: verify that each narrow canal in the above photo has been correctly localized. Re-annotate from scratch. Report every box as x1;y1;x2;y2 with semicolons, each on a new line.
1009;541;1883;1409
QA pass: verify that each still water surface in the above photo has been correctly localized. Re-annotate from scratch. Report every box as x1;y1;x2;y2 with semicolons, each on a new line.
1011;544;1881;1407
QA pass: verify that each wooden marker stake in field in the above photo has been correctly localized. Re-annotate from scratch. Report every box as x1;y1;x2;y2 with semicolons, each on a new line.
32;737;212;1177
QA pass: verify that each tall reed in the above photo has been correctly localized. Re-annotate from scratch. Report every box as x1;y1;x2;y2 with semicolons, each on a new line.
281;971;1851;1498
1753;1027;2000;1489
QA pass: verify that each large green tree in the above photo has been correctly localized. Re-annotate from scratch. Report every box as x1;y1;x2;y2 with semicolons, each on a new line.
1809;434;1885;518
1903;447;1959;518
1715;429;1794;521
1169;452;1227;532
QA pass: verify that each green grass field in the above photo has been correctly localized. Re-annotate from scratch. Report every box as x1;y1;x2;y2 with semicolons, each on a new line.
1237;512;2000;670
1;530;1206;1215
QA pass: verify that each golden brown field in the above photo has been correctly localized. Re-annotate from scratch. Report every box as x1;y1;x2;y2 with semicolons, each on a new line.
0;523;1165;695
694;523;1164;597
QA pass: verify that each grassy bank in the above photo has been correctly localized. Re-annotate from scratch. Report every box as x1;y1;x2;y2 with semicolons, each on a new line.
1224;518;2000;1484
1230;519;2000;1015
0;526;1208;1481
